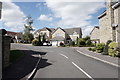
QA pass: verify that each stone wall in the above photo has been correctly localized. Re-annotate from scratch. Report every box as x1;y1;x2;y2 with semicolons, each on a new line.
99;14;113;43
90;27;100;43
0;29;11;69
3;36;11;68
52;28;66;38
0;31;2;80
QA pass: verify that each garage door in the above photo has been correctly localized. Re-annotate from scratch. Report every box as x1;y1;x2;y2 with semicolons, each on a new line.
51;41;58;46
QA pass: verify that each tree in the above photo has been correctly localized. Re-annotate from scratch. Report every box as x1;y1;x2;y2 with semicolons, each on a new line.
22;16;34;43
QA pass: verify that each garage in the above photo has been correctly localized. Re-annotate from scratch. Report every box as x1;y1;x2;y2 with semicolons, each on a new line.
50;36;65;46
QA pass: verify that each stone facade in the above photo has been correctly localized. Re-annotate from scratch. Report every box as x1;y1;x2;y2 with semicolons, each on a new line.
114;3;120;48
90;26;100;43
91;0;120;44
52;28;66;39
3;36;11;68
0;29;11;69
34;27;54;41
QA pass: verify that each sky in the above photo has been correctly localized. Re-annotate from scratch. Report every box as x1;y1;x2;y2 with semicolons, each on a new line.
0;0;106;37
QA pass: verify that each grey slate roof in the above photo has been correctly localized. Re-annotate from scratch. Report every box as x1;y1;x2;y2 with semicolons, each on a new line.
64;27;82;35
34;27;55;34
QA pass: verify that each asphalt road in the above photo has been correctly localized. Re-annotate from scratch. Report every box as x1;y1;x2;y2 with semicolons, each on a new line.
11;43;118;79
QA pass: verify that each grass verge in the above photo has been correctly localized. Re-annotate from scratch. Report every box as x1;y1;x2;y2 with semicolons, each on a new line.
10;50;25;63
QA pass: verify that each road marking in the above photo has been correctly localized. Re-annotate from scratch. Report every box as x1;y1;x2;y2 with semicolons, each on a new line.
72;62;94;80
27;54;41;79
76;50;120;68
60;53;69;59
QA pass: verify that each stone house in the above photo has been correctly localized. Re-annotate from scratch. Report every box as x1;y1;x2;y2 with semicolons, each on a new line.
34;27;82;46
6;31;22;43
90;0;120;46
90;26;100;43
34;27;55;42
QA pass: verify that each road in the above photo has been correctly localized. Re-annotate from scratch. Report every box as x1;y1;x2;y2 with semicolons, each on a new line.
11;43;118;79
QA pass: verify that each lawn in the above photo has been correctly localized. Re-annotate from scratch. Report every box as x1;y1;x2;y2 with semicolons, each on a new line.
10;50;25;63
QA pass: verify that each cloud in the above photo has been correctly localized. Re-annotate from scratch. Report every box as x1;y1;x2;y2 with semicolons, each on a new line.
45;0;105;36
38;14;53;21
82;25;94;37
1;2;25;32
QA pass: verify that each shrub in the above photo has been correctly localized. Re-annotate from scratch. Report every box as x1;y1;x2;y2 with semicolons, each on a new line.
102;40;112;55
96;43;105;53
86;40;92;46
91;47;96;52
78;39;86;47
70;41;75;46
60;42;65;47
108;42;117;57
32;38;39;46
88;48;92;51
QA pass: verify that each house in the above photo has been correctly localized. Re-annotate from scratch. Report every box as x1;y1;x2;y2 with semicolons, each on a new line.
6;31;22;43
90;26;100;44
34;27;55;42
51;27;67;46
51;27;82;46
90;0;120;46
34;27;82;46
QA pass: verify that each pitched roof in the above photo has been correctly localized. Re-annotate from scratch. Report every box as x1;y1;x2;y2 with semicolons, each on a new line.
51;27;66;34
64;27;82;35
34;27;55;34
98;1;120;19
90;26;99;35
7;31;20;36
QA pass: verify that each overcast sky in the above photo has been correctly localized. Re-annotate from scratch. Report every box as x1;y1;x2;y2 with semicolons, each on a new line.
0;0;106;37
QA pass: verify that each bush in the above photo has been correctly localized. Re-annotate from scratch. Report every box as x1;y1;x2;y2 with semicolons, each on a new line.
91;47;96;52
102;40;112;55
88;48;92;51
32;38;39;46
70;41;75;46
108;42;117;57
96;43;105;53
86;40;92;46
78;39;86;47
60;42;65;47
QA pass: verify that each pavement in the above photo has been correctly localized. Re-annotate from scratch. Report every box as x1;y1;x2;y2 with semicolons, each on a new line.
2;43;120;80
72;47;119;67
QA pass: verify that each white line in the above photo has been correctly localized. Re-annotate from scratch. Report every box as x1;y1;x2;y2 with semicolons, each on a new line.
76;50;120;68
27;54;41;79
72;62;94;80
27;68;36;79
60;53;69;59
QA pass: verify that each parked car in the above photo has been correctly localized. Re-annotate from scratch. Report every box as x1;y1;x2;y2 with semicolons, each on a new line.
43;43;52;46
